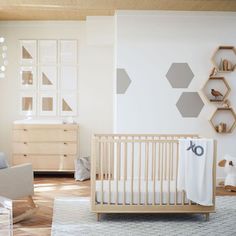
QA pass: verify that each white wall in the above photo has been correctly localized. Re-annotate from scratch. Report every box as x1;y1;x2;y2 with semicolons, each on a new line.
0;18;114;162
115;11;236;180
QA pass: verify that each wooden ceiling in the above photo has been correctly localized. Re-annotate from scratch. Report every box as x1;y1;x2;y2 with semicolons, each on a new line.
0;0;236;20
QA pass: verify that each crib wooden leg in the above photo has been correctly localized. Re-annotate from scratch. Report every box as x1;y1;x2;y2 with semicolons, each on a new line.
96;213;101;221
205;213;210;221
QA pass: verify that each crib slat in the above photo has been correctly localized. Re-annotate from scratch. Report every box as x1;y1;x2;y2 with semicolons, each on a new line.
138;138;142;205
111;141;114;180
175;142;179;205
165;139;167;181
171;142;174;181
108;141;111;205
98;141;101;180
116;141;120;205
101;142;104;205
124;142;127;181
158;142;161;181
123;141;127;205
152;141;156;205
168;142;171;205
131;138;134;205
160;142;163;205
104;137;107;179
145;141;149;205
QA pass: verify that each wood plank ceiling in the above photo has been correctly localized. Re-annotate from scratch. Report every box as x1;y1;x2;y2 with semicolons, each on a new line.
0;0;236;20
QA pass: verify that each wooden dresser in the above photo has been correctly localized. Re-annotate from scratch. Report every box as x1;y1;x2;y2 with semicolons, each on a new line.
12;123;79;172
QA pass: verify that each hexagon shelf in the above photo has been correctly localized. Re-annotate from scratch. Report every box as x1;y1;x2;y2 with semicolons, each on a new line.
211;46;236;72
210;107;236;134
202;76;231;103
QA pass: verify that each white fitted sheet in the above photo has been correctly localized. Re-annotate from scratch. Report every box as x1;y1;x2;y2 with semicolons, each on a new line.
96;180;190;205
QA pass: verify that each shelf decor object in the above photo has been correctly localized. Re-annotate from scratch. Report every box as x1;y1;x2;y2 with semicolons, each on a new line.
210;107;236;134
202;76;231;103
211;46;236;72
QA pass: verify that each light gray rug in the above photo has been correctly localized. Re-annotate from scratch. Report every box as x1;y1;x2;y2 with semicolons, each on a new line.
51;197;236;236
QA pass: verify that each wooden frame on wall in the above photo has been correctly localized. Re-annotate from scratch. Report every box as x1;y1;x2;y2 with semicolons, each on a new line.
38;66;57;90
19;92;37;116
59;92;78;116
19;40;37;65
19;66;37;90
59;40;78;65
19;39;78;117
38;40;57;65
39;92;57;116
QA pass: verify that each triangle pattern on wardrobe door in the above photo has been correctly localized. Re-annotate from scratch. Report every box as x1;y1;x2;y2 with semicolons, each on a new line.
22;46;33;59
42;72;53;85
62;99;72;111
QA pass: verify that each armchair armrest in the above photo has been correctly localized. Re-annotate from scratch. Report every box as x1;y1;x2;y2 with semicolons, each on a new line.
0;164;34;200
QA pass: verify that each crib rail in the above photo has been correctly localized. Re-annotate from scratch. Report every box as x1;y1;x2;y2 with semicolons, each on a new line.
91;134;216;214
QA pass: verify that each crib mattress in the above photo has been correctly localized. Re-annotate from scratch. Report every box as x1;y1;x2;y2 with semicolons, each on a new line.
96;180;189;205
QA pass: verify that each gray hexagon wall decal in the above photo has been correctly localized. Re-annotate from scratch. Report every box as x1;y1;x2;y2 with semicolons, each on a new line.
117;68;131;94
166;63;194;88
176;92;204;118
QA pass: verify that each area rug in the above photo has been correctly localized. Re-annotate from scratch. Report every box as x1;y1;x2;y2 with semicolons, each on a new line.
51;197;236;236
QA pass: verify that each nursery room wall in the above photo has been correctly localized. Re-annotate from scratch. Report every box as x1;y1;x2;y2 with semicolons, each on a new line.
115;11;236;181
0;17;114;162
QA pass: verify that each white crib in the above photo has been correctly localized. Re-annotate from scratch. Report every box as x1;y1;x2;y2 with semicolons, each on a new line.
91;134;217;221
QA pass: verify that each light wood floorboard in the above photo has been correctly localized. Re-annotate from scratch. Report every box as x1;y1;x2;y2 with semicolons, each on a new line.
13;177;236;236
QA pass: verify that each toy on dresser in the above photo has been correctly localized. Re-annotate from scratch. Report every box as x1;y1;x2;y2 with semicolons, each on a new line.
218;154;236;191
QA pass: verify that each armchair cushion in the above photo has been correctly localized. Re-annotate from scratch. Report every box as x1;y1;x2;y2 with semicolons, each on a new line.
0;164;34;200
0;152;8;169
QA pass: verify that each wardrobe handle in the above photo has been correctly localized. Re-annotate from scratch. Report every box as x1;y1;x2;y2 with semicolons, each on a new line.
23;129;28;132
64;142;68;145
64;154;67;157
64;129;68;132
24;142;27;145
23;154;27;157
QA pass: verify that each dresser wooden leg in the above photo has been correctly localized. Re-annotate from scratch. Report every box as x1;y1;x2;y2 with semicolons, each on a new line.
205;213;210;221
96;213;101;221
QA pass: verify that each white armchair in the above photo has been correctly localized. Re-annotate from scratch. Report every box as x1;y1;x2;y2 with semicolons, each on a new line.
0;164;37;223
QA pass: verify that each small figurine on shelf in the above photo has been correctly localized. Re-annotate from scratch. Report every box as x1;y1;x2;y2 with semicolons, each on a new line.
219;58;223;71
217;122;227;133
211;89;223;100
222;99;231;108
223;59;229;71
227;61;233;71
209;67;217;77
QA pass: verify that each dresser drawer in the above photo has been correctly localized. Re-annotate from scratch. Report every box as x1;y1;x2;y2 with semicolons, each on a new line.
13;142;77;155
13;155;75;171
13;129;77;142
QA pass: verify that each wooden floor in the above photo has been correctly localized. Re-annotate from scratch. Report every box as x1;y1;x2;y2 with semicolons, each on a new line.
13;176;236;236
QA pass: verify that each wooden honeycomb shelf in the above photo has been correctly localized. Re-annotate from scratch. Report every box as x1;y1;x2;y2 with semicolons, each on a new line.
211;46;236;73
210;107;236;134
